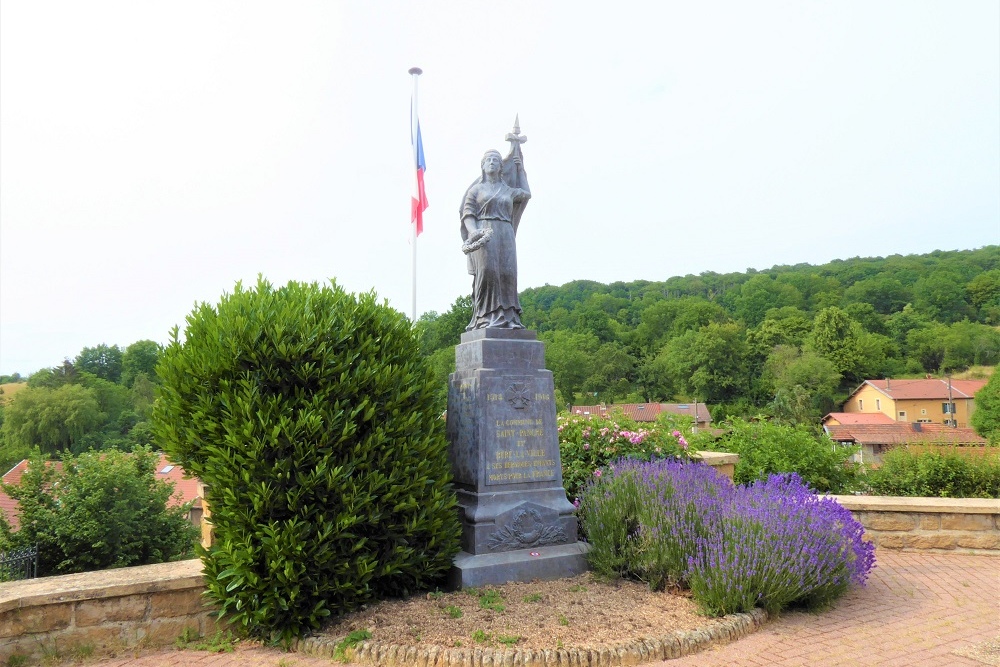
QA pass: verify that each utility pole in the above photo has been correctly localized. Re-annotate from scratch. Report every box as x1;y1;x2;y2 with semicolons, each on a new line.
947;375;955;427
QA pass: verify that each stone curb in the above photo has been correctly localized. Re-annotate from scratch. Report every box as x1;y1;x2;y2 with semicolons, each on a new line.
293;608;768;666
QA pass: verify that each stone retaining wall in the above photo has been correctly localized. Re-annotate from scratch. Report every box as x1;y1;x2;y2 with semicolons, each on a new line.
0;559;217;664
830;495;1000;554
3;491;995;664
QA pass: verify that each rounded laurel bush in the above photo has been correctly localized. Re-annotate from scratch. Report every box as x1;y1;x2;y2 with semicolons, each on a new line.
152;277;461;643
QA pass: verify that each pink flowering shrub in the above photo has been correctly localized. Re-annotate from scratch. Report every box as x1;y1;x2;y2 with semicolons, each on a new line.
559;413;694;501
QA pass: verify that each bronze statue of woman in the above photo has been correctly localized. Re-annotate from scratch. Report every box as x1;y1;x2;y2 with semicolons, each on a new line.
460;123;531;330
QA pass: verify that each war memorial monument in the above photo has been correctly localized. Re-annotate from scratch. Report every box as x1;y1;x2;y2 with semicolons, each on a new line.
446;120;589;588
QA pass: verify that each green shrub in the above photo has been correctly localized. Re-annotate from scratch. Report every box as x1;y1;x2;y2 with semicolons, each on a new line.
865;447;1000;498
558;413;693;502
152;277;461;643
692;417;859;493
0;447;196;576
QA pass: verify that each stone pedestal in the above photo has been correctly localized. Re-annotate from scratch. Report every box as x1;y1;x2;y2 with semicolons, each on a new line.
446;329;588;588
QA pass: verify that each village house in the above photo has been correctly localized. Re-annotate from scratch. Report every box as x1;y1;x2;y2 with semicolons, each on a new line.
840;378;986;428
824;421;987;465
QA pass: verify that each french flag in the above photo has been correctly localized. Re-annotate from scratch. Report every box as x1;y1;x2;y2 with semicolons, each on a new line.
411;110;428;236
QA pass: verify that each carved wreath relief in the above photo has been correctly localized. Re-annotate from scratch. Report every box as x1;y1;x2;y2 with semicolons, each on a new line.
487;507;567;552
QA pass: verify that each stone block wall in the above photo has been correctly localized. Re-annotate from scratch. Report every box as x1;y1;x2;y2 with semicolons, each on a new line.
830;495;1000;554
0;559;218;663
693;452;738;482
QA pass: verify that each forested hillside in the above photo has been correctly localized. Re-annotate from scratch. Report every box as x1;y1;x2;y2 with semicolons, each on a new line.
3;247;996;471
417;247;1000;420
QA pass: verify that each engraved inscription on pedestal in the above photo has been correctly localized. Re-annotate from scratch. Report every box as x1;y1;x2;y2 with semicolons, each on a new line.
484;375;558;487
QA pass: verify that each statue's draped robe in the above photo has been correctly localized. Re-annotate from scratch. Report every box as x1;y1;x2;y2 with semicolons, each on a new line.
460;163;530;330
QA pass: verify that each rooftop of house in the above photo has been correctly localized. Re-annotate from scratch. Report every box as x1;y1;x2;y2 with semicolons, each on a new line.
0;454;200;532
822;412;896;425
861;378;987;401
570;402;712;423
825;422;987;446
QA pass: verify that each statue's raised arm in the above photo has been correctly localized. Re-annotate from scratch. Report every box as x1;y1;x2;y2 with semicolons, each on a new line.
459;117;532;331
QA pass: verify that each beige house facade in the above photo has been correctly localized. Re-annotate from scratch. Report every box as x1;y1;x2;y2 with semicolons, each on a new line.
842;379;986;428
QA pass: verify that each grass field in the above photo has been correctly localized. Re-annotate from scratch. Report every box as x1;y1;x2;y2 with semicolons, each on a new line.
0;382;28;406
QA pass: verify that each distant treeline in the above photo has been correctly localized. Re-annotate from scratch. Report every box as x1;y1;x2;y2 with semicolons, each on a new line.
0;341;161;472
416;246;1000;420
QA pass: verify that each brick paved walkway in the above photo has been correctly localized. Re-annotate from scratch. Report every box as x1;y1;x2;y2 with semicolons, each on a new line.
84;550;999;667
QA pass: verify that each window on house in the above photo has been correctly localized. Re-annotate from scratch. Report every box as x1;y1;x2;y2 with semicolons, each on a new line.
942;402;956;414
898;411;907;421
858;399;863;410
921;409;927;415
917;419;932;423
876;399;881;410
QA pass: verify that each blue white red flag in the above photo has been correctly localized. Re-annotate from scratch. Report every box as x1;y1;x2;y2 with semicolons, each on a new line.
411;108;428;236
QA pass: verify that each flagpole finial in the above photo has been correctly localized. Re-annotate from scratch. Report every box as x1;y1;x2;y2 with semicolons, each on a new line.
409;67;423;75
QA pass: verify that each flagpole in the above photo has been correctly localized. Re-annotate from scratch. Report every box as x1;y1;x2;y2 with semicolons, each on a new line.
409;66;422;322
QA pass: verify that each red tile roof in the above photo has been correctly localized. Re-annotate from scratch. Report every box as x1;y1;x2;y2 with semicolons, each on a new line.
822;412;895;425
570;403;712;423
825;423;987;446
862;379;987;400
0;454;200;531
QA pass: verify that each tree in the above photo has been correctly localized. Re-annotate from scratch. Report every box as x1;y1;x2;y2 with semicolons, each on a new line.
971;372;1000;443
967;269;1000;323
583;342;638;404
0;384;104;454
0;448;197;576
414;295;472;355
905;323;949;373
75;344;124;383
27;360;78;388
913;271;973;323
541;330;600;407
843;276;910;315
764;346;841;405
574;306;617;344
635;297;728;354
746;309;812;360
658;322;750;403
120;340;162;387
806;307;890;384
845;302;887;335
732;275;804;327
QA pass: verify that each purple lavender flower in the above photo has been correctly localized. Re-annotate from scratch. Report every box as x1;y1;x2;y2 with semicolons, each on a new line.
579;461;876;617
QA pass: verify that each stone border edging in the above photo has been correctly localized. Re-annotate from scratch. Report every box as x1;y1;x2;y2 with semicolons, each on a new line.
294;608;768;666
829;495;1000;514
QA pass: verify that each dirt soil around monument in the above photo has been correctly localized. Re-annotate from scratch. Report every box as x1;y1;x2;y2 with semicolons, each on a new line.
320;572;727;651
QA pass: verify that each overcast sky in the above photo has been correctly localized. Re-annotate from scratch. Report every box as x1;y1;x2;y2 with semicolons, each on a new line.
1;1;998;376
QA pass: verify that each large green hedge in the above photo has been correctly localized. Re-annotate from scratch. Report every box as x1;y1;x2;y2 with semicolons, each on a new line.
692;417;860;493
865;447;1000;498
152;278;461;642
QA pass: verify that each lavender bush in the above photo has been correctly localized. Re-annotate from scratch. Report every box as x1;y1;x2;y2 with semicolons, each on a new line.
579;460;875;616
